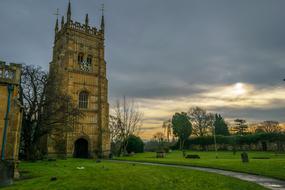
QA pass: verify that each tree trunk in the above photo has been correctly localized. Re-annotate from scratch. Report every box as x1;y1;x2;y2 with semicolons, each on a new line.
181;140;186;157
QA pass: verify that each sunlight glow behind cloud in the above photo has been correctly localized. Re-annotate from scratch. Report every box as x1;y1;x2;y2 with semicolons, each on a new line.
132;83;285;139
1;0;285;139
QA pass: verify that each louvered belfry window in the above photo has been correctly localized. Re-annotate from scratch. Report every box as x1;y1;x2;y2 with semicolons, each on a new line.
79;91;88;109
87;55;92;65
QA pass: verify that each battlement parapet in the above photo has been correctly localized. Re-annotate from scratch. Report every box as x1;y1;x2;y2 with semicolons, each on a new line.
0;61;21;85
69;20;98;35
56;20;103;38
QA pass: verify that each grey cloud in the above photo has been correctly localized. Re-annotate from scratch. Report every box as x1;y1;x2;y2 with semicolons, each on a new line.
1;0;285;122
212;106;285;123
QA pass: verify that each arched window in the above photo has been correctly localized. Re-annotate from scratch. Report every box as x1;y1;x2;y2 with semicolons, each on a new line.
78;53;84;64
87;55;92;65
79;91;88;109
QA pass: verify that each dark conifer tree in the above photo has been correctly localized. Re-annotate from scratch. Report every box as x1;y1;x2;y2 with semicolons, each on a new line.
213;114;230;136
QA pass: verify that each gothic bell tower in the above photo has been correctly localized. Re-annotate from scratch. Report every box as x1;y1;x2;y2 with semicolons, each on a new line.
48;1;110;158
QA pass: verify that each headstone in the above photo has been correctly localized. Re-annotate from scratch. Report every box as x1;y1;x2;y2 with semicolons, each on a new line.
185;155;200;159
0;160;14;187
156;152;165;158
261;142;267;151
233;146;237;155
241;152;249;163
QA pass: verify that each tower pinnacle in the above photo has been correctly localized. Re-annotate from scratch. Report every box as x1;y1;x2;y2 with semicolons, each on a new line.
85;14;89;26
100;4;105;32
55;18;59;32
67;0;71;23
61;16;65;28
54;8;59;32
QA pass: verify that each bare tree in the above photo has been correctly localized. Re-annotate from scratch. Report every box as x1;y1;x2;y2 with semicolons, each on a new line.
162;119;172;142
188;107;213;136
109;115;122;144
256;121;282;133
109;97;143;156
153;132;165;143
20;65;82;160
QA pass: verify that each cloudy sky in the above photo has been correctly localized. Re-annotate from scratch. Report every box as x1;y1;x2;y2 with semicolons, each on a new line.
1;0;285;139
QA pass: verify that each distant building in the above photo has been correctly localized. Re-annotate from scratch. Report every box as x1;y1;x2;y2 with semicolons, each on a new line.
0;61;22;178
47;2;110;158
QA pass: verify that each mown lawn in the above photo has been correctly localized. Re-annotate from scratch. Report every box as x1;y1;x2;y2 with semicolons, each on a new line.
2;159;267;190
115;151;285;180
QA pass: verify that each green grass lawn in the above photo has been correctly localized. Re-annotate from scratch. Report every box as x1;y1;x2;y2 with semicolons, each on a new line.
115;151;285;180
2;159;267;190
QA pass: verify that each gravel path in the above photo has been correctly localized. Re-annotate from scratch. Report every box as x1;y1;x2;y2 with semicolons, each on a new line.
109;160;285;190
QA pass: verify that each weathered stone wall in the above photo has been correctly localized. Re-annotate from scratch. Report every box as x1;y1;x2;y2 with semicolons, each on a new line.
0;88;7;150
0;62;22;180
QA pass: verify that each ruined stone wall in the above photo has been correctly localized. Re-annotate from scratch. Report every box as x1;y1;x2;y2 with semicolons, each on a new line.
0;62;22;161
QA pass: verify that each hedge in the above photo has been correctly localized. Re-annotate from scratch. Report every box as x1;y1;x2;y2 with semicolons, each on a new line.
182;132;285;147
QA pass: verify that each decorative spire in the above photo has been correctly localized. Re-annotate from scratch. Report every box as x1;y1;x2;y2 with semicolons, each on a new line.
54;8;59;32
55;18;59;32
61;16;65;28
85;14;89;26
67;0;71;23
100;4;105;32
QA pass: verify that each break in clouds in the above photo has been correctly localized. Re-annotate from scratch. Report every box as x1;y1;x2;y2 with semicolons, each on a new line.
1;0;285;135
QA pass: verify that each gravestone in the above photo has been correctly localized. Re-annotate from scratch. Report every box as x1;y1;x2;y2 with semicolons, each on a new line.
0;160;14;186
156;152;165;158
241;152;249;163
185;154;200;159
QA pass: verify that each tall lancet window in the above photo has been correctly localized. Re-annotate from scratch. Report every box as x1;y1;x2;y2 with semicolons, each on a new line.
79;91;89;109
78;53;84;64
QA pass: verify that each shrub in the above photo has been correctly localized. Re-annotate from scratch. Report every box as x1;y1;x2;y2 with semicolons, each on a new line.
126;135;144;153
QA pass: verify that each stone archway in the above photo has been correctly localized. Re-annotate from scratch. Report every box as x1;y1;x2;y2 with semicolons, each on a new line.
74;138;89;158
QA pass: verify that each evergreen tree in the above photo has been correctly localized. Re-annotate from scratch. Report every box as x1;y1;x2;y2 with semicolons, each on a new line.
233;119;248;135
213;114;230;136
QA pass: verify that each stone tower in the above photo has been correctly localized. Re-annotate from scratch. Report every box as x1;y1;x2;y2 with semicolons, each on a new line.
47;1;110;158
